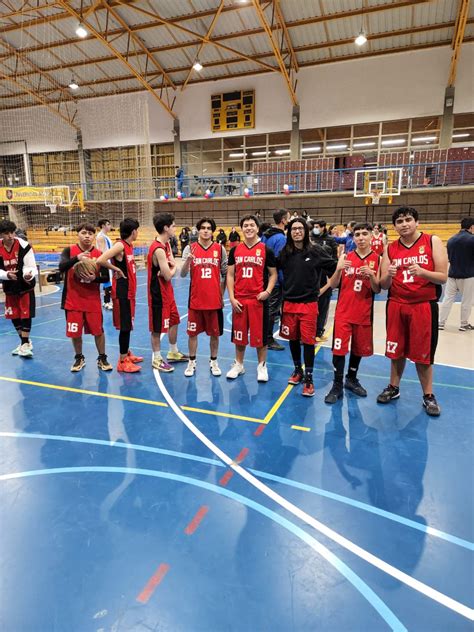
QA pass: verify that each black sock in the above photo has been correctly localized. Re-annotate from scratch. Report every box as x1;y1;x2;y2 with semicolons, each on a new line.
190;355;196;360
210;356;217;360
347;353;362;380
332;355;345;385
21;337;30;345
303;344;314;381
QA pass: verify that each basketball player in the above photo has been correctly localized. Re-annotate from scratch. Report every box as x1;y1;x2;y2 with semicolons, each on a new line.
148;212;188;372
226;214;277;382
371;223;387;256
323;223;381;404
278;218;336;396
59;223;113;372
0;219;37;357
96;218;113;310
96;217;143;373
377;207;448;416
180;217;227;377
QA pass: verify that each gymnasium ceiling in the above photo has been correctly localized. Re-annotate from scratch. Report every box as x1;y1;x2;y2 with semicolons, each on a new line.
0;0;472;119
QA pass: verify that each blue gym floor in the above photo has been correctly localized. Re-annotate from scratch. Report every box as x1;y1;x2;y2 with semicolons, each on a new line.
0;270;473;631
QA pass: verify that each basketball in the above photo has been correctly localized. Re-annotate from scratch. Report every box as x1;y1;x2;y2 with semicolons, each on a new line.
73;257;98;279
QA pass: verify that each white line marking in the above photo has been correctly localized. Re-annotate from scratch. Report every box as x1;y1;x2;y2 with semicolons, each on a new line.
153;369;474;622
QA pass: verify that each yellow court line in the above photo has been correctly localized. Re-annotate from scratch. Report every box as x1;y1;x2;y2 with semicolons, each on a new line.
262;326;334;425
0;376;262;423
291;425;311;432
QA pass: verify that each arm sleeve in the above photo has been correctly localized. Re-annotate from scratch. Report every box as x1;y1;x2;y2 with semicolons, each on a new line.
59;247;76;273
95;265;110;284
220;246;228;279
228;246;236;266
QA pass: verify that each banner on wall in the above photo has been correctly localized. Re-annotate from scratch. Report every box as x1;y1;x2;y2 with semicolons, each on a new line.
0;186;46;204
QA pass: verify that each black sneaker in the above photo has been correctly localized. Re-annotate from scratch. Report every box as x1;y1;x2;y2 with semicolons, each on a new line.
377;384;400;403
268;339;285;351
459;323;474;331
97;354;113;371
423;394;441;416
324;382;343;404
70;354;85;372
344;376;367;397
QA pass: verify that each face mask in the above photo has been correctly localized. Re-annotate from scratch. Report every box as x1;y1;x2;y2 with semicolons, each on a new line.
313;228;320;236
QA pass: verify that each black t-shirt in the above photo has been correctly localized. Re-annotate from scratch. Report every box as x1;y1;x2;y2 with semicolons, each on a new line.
278;246;336;302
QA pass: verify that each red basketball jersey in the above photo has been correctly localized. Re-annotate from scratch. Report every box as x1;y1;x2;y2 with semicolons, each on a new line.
63;244;102;312
229;241;275;300
112;240;136;300
0;237;36;295
388;232;438;303
371;233;385;256
335;250;380;324
147;240;175;306
188;241;224;310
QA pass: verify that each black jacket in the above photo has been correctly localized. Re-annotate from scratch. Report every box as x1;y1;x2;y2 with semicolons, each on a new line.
278;245;336;302
447;230;474;278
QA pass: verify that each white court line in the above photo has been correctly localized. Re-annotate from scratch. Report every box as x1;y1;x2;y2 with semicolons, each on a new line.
153;369;474;622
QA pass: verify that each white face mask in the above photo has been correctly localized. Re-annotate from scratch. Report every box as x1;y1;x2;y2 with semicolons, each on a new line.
313;227;320;236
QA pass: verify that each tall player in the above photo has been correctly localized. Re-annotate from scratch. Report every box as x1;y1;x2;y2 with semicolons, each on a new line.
148;212;188;372
0;219;37;357
96;217;143;373
59;223;113;372
377;207;448;416
226;214;277;382
371;223;387;256
323;223;381;404
180;217;227;377
96;218;113;310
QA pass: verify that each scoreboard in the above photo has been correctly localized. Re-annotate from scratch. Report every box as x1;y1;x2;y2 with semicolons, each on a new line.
211;90;255;132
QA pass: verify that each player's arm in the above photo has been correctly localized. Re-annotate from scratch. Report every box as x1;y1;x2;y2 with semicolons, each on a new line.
59;247;77;273
325;253;346;289
226;262;242;313
407;236;448;284
257;266;277;301
96;242;125;277
180;245;192;277
96;233;106;253
380;249;396;290
0;255;14;280
220;245;228;294
154;247;175;281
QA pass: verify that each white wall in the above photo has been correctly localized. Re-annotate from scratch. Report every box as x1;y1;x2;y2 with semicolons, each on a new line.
1;43;472;153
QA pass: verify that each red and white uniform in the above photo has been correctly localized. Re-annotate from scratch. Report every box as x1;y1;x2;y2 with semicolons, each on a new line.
61;245;103;338
333;250;379;356
371;233;385;256
386;232;439;365
186;241;225;337
0;237;36;319
112;240;137;332
228;241;276;347
147;240;179;334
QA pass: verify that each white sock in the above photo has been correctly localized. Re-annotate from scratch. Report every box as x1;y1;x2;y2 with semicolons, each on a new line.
169;343;178;353
153;352;162;361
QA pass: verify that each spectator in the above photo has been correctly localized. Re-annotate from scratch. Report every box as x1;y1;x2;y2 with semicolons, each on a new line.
228;226;241;249
216;228;227;247
439;217;474;331
175;165;184;194
310;219;338;342
169;235;178;257
179;226;190;255
334;221;357;253
189;226;198;244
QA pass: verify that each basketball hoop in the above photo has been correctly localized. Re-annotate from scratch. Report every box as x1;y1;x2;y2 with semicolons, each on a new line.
46;203;57;214
371;190;382;205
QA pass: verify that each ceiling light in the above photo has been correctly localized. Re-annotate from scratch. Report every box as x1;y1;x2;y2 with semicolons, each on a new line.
301;146;321;152
76;24;88;38
275;149;291;155
326;144;348;150
251;151;268;156
453;132;470;138
412;136;437;143
68;78;79;90
381;138;406;146
229;152;246;158
193;60;203;72
355;32;367;46
353;141;376;148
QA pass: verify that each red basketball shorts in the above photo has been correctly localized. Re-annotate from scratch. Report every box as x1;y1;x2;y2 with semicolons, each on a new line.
332;318;373;357
280;301;318;345
231;297;268;348
66;310;103;338
385;300;438;365
4;291;35;320
149;298;180;334
187;308;223;337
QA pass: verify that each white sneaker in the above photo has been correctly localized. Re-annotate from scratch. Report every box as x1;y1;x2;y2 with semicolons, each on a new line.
226;361;245;379
103;302;113;310
257;361;269;382
184;359;196;377
12;341;33;355
209;359;222;376
18;342;34;358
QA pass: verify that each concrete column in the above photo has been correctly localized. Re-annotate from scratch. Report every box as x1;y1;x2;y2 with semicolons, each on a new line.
22;153;32;186
439;87;455;149
173;118;181;168
290;105;300;160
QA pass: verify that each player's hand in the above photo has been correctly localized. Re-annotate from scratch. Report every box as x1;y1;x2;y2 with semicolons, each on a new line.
78;270;96;283
23;272;33;282
168;260;176;270
408;263;423;277
77;252;90;261
113;269;126;279
6;270;17;280
360;265;374;278
336;254;346;271
257;290;270;301
388;261;398;277
230;298;243;313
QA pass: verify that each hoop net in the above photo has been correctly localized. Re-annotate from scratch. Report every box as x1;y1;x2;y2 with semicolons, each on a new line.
46;203;57;214
371;190;382;205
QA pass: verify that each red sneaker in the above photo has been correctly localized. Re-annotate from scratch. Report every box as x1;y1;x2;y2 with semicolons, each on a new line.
117;357;141;373
302;381;315;397
288;369;304;385
127;350;144;363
